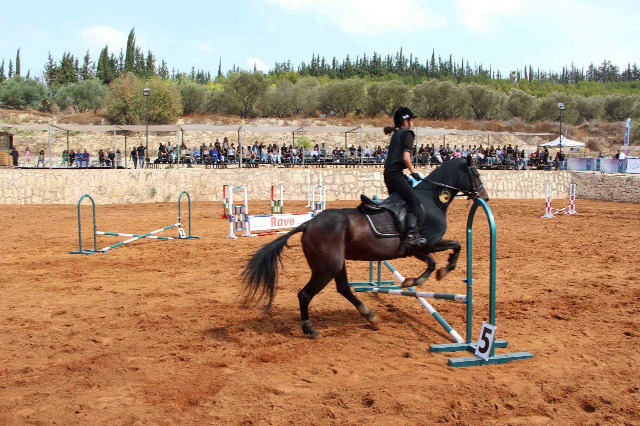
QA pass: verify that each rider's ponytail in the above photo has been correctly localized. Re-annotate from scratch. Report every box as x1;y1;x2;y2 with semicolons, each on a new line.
383;126;396;135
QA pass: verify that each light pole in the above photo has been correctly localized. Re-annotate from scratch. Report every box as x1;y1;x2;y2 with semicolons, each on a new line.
558;102;566;169
143;87;151;168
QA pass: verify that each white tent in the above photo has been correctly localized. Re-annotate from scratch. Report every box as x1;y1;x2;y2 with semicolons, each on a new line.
538;136;585;148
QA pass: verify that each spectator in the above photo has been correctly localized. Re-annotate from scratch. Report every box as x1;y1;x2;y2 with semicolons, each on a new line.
62;150;69;166
98;149;105;166
81;149;91;167
555;150;565;170
115;149;122;168
228;144;236;163
11;146;19;167
37;149;46;167
69;150;76;166
137;144;146;169
131;146;138;169
24;147;31;166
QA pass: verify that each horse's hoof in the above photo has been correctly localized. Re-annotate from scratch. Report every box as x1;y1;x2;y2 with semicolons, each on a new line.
401;278;415;288
436;267;449;281
302;324;320;339
366;312;380;324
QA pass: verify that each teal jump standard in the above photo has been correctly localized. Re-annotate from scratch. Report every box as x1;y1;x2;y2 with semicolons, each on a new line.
70;191;200;255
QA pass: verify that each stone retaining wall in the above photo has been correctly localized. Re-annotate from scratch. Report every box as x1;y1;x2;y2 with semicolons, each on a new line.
0;167;639;205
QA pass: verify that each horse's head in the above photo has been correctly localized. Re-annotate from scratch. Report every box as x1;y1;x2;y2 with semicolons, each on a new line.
465;155;489;202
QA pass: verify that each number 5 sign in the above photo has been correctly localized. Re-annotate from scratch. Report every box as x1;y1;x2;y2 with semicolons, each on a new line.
475;322;497;361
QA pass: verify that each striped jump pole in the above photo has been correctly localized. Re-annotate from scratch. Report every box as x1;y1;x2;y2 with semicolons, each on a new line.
312;185;326;216
100;223;180;252
97;232;176;240
271;185;284;214
226;186;253;239
379;261;465;344
221;184;229;219
370;288;467;303
568;183;577;214
542;184;555;219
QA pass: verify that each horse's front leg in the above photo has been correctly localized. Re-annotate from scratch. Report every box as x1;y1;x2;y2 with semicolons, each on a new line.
401;249;436;288
429;239;461;280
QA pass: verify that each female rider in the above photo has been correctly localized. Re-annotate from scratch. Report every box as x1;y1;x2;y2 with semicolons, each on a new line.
383;107;426;247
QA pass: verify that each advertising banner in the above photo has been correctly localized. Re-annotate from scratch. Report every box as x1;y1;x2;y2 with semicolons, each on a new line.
625;159;640;174
249;212;313;232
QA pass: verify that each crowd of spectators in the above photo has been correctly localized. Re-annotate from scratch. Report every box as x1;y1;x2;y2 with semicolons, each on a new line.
11;141;611;171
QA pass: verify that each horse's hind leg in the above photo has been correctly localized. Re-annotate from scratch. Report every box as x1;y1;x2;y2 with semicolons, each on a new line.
335;265;380;325
298;272;332;339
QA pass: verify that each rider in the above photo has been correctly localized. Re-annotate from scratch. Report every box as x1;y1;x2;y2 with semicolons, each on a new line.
383;107;427;247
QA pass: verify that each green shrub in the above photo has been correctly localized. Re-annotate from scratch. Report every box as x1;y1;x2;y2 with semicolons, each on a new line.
0;76;48;110
317;78;366;116
532;91;579;124
364;81;412;117
55;79;109;113
179;81;209;114
604;94;637;121
412;80;468;119
506;89;535;120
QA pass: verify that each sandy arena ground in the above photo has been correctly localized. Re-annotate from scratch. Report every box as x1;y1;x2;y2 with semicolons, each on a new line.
0;197;639;424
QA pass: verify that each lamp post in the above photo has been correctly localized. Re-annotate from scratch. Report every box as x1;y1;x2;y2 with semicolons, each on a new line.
143;87;151;168
558;102;566;169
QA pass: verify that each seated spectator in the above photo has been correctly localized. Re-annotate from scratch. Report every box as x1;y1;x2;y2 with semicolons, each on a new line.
69;150;76;166
107;149;116;168
37;149;46;167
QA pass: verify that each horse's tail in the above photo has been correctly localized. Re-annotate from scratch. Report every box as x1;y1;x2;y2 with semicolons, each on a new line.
241;222;307;311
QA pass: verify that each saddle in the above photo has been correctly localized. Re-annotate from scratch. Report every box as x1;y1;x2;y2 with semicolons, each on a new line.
358;193;412;238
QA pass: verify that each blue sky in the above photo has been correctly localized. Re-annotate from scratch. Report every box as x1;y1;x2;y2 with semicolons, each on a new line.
1;0;638;78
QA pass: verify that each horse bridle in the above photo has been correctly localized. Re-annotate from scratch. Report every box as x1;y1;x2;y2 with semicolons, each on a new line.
422;165;483;201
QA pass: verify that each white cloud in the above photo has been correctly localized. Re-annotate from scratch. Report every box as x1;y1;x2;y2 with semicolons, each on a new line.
197;43;215;53
79;26;127;51
246;57;270;72
455;0;534;35
266;0;446;36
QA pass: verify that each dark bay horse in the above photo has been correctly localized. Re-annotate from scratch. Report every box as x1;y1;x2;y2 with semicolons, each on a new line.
242;156;489;338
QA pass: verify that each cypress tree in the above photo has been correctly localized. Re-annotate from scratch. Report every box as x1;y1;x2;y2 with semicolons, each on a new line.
8;59;13;78
0;60;5;82
125;28;136;73
15;48;20;77
218;57;222;77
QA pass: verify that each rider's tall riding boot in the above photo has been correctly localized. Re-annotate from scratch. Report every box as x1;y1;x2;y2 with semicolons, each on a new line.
403;213;427;247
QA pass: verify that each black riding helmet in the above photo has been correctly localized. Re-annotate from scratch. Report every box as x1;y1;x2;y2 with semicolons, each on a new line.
393;107;418;127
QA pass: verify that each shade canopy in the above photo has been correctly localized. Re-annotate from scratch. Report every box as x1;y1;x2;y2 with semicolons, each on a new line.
538;136;585;148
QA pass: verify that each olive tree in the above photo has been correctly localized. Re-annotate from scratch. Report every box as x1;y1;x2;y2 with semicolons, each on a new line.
604;94;637;121
364;80;412;117
220;71;269;118
317;78;365;116
55;78;109;113
179;81;210;115
465;84;504;120
412;80;468;119
532;92;579;124
506;89;535;120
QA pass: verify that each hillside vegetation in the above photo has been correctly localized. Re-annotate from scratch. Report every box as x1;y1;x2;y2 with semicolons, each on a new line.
1;29;638;149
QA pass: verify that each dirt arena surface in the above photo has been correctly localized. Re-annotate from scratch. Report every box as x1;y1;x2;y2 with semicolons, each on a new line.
1;197;639;425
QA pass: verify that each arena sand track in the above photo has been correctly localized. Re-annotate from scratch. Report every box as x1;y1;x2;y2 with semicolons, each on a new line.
0;199;638;425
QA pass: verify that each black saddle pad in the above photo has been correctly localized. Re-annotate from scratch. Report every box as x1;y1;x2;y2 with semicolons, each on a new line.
363;210;400;238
